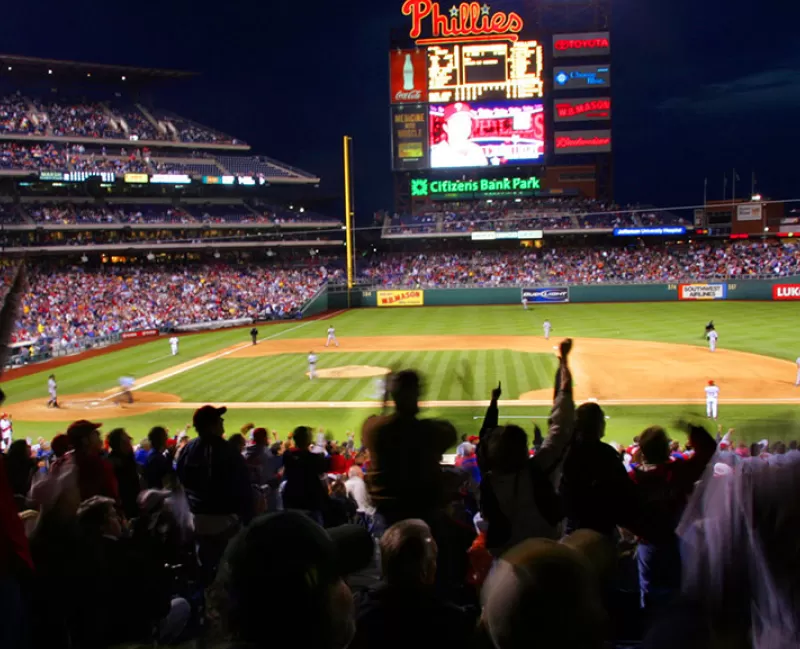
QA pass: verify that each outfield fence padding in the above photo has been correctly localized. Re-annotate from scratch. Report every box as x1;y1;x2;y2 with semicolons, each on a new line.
343;276;800;307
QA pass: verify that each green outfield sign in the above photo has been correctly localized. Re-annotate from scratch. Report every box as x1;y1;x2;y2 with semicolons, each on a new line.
410;176;542;200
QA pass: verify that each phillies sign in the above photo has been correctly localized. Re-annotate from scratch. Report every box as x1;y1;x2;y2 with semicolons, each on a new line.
773;284;800;300
553;32;611;58
402;1;524;45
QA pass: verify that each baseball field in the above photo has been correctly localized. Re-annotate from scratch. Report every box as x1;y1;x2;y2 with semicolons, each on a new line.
3;302;799;447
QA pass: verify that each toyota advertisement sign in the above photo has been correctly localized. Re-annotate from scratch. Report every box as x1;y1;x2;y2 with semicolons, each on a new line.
522;287;570;303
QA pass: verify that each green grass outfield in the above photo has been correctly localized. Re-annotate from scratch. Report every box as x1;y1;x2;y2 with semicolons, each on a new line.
3;302;800;446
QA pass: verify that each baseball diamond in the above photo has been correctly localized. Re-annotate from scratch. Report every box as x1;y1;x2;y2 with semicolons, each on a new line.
3;301;799;445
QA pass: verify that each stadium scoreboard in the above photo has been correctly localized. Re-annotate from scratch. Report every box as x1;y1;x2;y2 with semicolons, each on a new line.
428;40;544;102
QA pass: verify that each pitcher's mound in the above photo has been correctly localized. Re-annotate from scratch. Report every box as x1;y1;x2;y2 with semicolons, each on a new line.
5;391;181;422
308;366;390;379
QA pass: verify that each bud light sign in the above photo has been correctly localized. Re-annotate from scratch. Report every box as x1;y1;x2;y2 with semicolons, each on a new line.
522;287;570;303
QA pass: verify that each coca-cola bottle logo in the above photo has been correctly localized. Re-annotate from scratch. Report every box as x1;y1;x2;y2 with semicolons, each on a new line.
396;89;422;101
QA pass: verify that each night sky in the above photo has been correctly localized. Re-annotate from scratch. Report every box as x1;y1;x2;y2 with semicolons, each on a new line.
1;0;799;222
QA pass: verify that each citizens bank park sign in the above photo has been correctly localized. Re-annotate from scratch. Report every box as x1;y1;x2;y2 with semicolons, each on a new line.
402;1;525;44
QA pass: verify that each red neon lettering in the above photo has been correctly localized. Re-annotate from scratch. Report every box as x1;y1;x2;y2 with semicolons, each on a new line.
402;0;524;41
556;136;611;148
555;38;610;50
556;99;611;118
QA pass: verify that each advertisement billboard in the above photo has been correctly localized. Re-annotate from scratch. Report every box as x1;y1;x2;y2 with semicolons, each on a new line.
377;290;425;307
391;104;429;170
553;32;611;58
773;284;800;300
737;204;763;221
553;65;610;90
554;98;611;122
428;40;544;102
429;101;545;168
522;287;570;303
614;227;686;236
411;175;541;199
678;284;728;300
390;49;429;103
554;129;612;154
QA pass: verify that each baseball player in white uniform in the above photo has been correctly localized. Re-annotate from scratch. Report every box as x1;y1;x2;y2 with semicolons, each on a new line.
543;320;552;340
372;376;386;399
707;328;718;352
325;326;339;348
47;374;59;408
796;356;800;386
522;297;528;310
0;414;12;451
705;380;720;419
169;336;179;356
308;352;318;380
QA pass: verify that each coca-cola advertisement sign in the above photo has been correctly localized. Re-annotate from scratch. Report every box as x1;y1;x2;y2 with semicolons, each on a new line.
121;329;159;340
390;49;428;104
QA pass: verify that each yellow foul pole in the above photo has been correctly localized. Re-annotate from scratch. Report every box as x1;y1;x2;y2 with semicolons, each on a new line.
343;136;354;292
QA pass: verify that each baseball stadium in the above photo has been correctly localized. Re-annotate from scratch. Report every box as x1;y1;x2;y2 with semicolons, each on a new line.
3;2;800;649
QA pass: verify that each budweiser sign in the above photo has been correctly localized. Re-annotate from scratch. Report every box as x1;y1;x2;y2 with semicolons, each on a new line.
402;0;524;44
773;284;800;300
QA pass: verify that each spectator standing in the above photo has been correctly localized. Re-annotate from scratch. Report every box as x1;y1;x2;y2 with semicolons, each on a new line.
629;422;716;613
144;426;173;489
282;426;330;523
176;405;253;583
363;370;457;527
63;419;119;503
477;340;575;555
106;428;142;520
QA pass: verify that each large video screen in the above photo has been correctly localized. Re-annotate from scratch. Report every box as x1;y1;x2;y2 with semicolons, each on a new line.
428;40;544;103
429;101;545;169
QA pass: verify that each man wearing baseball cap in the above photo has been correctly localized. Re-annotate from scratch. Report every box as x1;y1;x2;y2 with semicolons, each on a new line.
218;510;374;649
176;405;253;584
430;102;489;169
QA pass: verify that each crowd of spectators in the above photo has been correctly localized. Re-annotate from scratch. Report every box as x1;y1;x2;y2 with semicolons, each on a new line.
0;142;65;171
357;240;800;287
385;198;690;236
4;262;331;351
0;94;244;145
1;344;799;649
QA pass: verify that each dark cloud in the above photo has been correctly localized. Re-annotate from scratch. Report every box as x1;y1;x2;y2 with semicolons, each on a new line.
659;64;800;116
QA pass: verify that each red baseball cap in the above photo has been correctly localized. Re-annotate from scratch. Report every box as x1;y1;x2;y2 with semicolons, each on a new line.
442;102;472;122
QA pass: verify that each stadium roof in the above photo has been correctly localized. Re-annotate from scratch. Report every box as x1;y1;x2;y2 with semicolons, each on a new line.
0;54;196;82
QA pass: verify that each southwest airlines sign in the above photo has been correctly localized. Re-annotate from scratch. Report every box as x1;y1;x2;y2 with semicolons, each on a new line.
554;65;610;90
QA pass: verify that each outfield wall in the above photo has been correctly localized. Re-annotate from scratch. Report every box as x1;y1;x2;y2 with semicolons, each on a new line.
329;276;800;308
